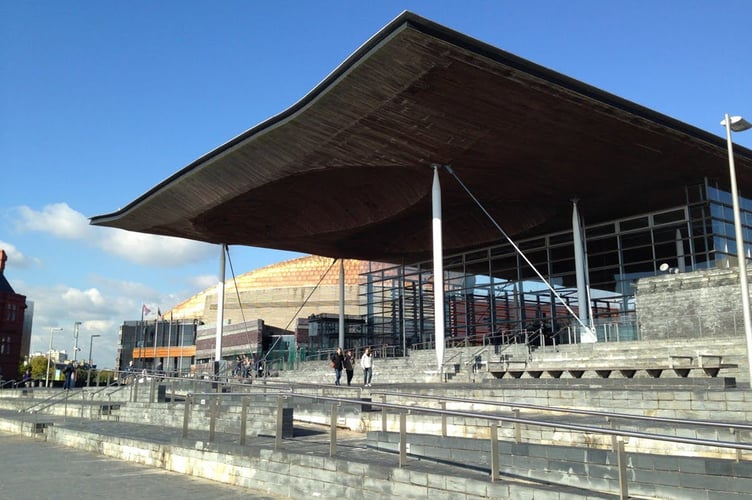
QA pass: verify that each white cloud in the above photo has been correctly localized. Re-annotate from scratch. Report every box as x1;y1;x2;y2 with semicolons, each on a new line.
13;203;215;267
190;274;219;291
98;228;215;267
16;203;91;240
0;240;42;270
24;283;123;363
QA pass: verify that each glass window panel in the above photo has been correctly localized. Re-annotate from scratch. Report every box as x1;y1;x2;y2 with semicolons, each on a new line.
622;246;654;265
653;209;686;225
550;258;575;275
587;236;618;256
519;238;546;251
742;196;752;212
587;223;615;237
465;249;488;263
620;231;652;250
620;217;649;231
549;232;574;245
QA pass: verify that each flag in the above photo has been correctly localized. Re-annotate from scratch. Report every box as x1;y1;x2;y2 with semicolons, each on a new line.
157;307;162;319
142;304;151;317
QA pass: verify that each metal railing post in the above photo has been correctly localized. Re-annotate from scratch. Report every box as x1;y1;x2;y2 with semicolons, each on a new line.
240;397;250;446
182;394;191;438
616;436;628;499
209;397;219;442
608;417;618;451
732;427;742;462
382;395;387;432
440;401;447;437
275;396;284;450
399;412;407;468
490;423;500;482
329;403;338;457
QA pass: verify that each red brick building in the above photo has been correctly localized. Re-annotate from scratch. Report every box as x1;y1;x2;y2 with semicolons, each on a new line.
0;250;29;381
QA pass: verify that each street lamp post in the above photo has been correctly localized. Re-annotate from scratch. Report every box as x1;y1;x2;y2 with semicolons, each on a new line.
721;113;752;385
88;334;101;366
87;334;101;387
72;321;82;362
45;327;63;388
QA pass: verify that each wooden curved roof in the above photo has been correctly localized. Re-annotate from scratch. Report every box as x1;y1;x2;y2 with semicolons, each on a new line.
90;11;752;264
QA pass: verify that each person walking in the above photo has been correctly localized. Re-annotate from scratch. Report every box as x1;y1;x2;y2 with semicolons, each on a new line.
360;347;373;387
343;350;355;386
62;361;75;390
330;347;345;386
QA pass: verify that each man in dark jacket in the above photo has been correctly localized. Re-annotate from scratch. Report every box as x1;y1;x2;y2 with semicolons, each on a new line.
63;362;75;390
330;347;345;386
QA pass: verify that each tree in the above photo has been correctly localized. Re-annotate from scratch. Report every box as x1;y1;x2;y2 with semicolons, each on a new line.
29;355;52;381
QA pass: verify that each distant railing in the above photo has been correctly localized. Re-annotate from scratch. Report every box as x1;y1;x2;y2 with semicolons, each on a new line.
14;378;752;498
174;389;752;498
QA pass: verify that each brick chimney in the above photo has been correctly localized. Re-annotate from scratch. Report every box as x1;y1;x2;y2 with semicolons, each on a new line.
0;249;6;274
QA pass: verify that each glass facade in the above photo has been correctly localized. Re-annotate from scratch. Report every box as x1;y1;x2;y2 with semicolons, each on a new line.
361;181;752;348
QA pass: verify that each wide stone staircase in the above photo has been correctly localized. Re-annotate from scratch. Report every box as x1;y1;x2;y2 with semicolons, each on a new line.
274;335;749;387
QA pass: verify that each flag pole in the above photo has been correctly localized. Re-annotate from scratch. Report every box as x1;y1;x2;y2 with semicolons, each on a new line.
139;304;144;369
166;312;172;376
153;312;158;370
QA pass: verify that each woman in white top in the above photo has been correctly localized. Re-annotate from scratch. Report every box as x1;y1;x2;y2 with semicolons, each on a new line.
360;347;373;387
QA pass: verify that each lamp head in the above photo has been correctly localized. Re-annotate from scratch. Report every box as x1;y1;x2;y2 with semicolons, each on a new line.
721;115;752;132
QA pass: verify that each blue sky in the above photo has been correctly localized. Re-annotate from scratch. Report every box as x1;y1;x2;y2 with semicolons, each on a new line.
2;1;751;368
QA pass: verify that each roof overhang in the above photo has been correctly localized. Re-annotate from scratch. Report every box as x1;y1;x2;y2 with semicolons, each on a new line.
90;11;752;264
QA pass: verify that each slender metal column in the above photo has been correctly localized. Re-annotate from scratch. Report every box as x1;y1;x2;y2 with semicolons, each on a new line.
339;259;345;349
572;200;596;342
723;113;752;385
432;165;445;376
215;244;226;363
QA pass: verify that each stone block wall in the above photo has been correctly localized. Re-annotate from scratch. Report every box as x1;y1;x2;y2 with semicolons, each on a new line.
635;268;746;340
368;431;752;500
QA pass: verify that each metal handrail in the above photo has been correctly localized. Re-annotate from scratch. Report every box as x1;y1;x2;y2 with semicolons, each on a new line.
369;389;752;434
16;382;748;498
21;388;78;414
183;389;752;453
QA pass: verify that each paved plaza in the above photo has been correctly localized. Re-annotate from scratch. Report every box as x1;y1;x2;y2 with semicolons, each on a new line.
0;431;287;500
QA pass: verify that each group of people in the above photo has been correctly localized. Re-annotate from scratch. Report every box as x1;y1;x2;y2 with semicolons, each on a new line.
330;346;373;387
233;353;263;379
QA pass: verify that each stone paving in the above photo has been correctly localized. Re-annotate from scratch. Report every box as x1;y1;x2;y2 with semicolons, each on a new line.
0;431;287;500
0;404;614;499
